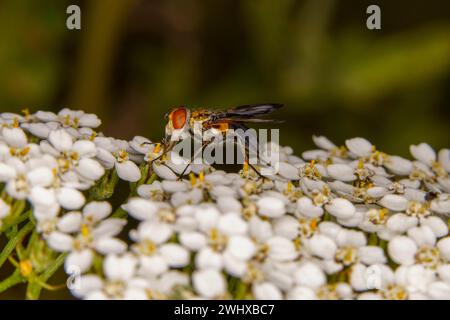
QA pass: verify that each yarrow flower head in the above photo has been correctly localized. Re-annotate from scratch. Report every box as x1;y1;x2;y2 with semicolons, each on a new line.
0;108;449;300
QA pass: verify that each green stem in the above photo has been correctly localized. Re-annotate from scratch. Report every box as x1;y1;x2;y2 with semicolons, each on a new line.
0;221;34;269
40;253;68;282
111;207;127;219
11;199;26;217
130;163;150;195
0;210;31;234
234;281;249;300
368;232;379;246
0;270;25;293
146;173;157;184
112;173;158;219
26;252;68;300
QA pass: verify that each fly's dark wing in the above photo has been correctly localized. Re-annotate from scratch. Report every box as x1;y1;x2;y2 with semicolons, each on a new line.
226;118;284;124
225;103;283;118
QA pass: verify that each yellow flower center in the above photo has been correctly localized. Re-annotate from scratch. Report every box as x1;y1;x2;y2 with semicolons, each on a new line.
382;284;408;300
19;260;33;277
415;245;441;269
335;246;358;266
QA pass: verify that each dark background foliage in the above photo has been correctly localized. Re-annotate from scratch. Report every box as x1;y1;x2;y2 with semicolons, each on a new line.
0;0;449;299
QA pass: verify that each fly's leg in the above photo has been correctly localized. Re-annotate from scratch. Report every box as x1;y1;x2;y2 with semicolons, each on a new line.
177;139;212;180
235;135;264;179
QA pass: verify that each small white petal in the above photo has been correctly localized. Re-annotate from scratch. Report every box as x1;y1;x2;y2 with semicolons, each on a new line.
410;143;436;166
350;264;369;291
47;231;73;251
65;249;93;273
437;237;450;261
2;127;27;148
122;198;160;221
437;264;450;283
273;216;298;239
422;216;448;238
29;187;56;208
438;149;450;172
139;255;168;276
388;236;417;265
35;110;58;122
76;158;105;181
218;213;248;235
56;187;86;210
287;286;317;300
26;167;53;187
431;199;450;215
94;237;127;254
345;137;373;157
137;221;173;244
70;275;103;299
325;198;355;219
226;235;256;261
312;135;336;150
257;197;286;218
116;160;141;182
24;123;51;139
428;281;450;299
217;196;242;213
49;129;73;151
294;262;326;289
193;269;226;298
104;254;137;281
92;219;126;238
379;194;408;211
253;282;283;300
366;187;388;198
307;234;337;260
266;236;298;261
161;180;188;193
318;221;342;240
194;205;221;232
384;156;413;175
296;197;324;218
277;162;300;180
83;201;112;222
407;225;436;247
0;163;16;182
72;140;97;157
386;213;418;233
179;231;207;251
153;163;178;180
249;216;273;242
79;113;101;128
160;243;190;267
327;164;356;181
358;246;387;265
336;229;366;247
57;212;82;233
95;148;115;169
196;248;223;270
0;199;11;219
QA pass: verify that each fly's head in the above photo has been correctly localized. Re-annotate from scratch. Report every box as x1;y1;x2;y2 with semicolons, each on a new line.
164;106;191;144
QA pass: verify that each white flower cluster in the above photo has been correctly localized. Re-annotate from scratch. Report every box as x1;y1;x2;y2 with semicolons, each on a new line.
1;109;449;300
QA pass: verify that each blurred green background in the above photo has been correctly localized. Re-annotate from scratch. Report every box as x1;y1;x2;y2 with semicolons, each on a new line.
1;0;449;154
0;0;449;299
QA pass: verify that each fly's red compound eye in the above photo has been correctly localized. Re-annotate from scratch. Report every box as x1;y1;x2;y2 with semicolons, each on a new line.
171;107;187;129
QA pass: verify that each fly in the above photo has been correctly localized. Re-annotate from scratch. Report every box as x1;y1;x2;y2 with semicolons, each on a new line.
149;103;283;179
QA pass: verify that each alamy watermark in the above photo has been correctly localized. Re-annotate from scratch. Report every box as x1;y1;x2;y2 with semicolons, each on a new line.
169;122;281;176
66;5;81;30
366;5;381;30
